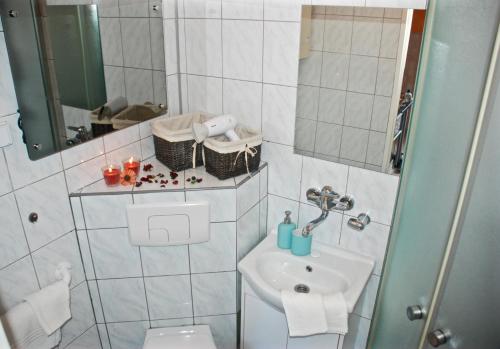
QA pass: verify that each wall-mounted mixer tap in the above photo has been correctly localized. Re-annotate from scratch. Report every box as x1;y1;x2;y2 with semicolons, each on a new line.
302;186;354;236
348;213;371;231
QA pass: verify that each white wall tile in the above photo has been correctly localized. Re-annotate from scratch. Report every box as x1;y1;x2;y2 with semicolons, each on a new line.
237;174;260;218
376;58;397;96
263;0;304;22
262;142;302;200
351;17;383;57
3;114;63;189
342;315;371;349
107;321;149;349
61;282;95;347
76;230;96;280
344;92;374;129
321;52;349;90
164;19;179;75
185;19;222;77
298;51;322;86
186;189;236;222
98;278;148;322
99;18;123;66
124;68;154;105
262;84;297;146
371;95;391;132
0;193;28;269
191;271;236;316
323;15;353;54
65;155;107;194
347;55;378;94
0;33;18;117
87;228;142;278
298;203;343;246
65;325;102;349
380;19;401;59
141;244;190;276
118;0;149;17
317;88;345;124
184;0;222;18
222;20;263;81
187;75;223;114
296;85;319;119
263;21;300;86
194;314;237;349
314;122;342;157
340;215;390;275
0;152;12;196
259;166;268;200
61;138;105;170
267;194;299;232
82;194;133;229
223;79;262;130
140;135;155;159
103;125;140;153
121;18;152;69
353;274;380;319
145;275;193;319
346;166;398;225
237;204;261;261
190;222;236;273
32;231;85;288
300;156;348;203
310;15;325;51
0;256;39;314
15;173;74;251
222;0;263;19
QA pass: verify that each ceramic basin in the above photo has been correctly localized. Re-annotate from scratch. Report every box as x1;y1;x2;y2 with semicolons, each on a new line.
238;230;375;312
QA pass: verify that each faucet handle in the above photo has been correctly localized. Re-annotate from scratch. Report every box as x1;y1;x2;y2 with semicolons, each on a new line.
306;188;321;206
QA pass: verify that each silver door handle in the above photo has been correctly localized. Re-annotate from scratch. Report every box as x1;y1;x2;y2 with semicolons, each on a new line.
428;329;451;347
406;305;425;321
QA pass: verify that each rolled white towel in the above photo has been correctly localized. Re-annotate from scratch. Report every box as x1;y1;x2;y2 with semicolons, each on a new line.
98;96;128;120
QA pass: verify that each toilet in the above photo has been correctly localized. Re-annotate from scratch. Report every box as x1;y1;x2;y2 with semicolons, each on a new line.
143;325;217;349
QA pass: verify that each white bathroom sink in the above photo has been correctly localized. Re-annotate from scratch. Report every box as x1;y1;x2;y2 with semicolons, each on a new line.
238;231;375;312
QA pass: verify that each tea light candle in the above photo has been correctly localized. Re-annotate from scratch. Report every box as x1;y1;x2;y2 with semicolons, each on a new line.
123;156;141;175
102;165;121;186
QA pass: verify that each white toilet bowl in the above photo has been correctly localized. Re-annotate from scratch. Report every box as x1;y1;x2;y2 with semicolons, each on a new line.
143;325;217;349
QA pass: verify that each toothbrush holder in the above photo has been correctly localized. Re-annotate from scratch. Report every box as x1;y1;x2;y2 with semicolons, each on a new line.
291;229;312;256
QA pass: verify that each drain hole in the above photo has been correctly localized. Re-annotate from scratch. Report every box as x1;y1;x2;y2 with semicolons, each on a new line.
294;284;310;293
306;265;313;272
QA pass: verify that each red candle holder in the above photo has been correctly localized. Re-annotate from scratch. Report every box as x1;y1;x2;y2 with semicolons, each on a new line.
102;164;121;186
123;156;141;176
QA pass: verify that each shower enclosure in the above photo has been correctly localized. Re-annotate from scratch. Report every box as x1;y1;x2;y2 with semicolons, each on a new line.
369;1;500;348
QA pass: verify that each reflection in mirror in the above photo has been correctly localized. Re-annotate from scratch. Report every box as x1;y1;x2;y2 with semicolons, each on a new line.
294;6;426;174
0;0;168;160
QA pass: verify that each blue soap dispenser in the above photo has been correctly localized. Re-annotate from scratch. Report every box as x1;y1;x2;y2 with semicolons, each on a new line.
277;211;296;249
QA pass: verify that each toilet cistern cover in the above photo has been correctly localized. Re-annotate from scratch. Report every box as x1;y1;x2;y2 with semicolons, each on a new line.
143;325;217;349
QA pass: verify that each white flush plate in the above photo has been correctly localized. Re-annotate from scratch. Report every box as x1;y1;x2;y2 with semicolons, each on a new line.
127;201;210;246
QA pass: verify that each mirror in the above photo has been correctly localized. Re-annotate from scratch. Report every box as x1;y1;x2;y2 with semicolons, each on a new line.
0;0;168;160
295;6;426;174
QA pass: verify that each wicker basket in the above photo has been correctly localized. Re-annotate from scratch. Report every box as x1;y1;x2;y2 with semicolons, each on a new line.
152;112;213;171
203;127;263;180
90;108;114;137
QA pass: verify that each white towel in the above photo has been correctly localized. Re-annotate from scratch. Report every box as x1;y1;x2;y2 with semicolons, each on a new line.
23;280;71;335
324;293;348;335
1;302;61;349
281;290;328;337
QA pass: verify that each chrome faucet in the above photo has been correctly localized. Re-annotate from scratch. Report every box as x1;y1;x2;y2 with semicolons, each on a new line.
302;186;354;236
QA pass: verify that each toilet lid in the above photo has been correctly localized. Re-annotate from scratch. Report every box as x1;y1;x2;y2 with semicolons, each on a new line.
144;325;217;349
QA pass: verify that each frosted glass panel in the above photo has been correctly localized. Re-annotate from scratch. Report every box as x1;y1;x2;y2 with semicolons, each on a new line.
369;1;500;348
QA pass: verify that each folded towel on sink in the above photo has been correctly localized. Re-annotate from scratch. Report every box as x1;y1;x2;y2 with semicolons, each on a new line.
281;290;348;337
324;293;348;335
281;290;328;336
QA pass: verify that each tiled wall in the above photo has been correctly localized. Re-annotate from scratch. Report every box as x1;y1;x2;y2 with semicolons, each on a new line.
167;0;403;347
0;23;102;349
295;6;404;172
71;168;268;349
98;0;167;106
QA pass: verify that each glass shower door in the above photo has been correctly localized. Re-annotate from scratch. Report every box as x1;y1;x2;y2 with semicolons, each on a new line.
368;1;500;348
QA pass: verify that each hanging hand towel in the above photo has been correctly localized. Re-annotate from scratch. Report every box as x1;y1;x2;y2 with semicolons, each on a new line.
1;300;62;349
23;279;71;335
323;292;349;335
281;290;328;337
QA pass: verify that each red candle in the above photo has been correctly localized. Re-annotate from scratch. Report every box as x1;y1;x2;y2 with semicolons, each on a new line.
123;157;141;175
102;165;121;186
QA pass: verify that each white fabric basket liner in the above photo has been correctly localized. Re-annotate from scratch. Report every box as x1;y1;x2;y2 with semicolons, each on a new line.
203;127;263;154
151;112;213;142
